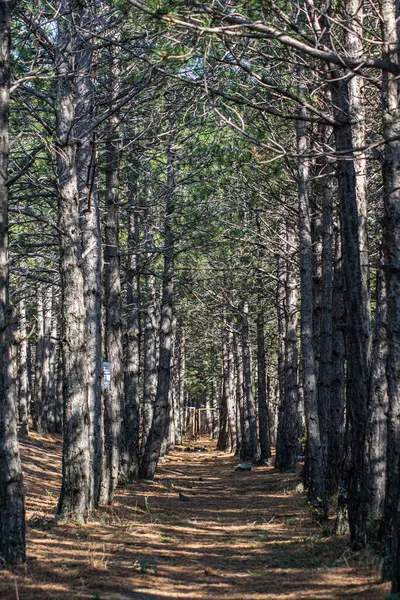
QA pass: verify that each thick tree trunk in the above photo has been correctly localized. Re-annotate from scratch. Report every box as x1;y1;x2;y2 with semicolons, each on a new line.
75;0;103;508
346;0;370;353
103;121;126;497
330;75;369;546
379;0;400;589
56;0;91;522
0;0;25;562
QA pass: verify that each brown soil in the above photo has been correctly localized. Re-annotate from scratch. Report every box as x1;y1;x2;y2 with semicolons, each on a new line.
0;433;390;600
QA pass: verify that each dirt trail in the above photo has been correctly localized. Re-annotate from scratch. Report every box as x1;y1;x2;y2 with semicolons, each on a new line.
0;433;390;599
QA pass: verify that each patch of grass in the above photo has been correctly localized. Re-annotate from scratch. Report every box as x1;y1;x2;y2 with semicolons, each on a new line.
159;534;174;544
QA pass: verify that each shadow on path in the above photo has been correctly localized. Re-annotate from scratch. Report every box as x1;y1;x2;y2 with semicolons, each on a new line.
0;434;390;600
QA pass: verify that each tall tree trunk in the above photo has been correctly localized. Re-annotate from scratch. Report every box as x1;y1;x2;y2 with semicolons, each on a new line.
330;75;369;546
366;262;388;518
103;116;126;498
124;197;141;479
175;323;185;445
0;0;25;562
141;262;158;452
139;150;175;479
18;300;29;436
75;0;103;509
56;0;91;522
318;169;334;495
218;325;236;452
47;288;58;433
276;221;300;471
41;287;52;431
327;227;346;497
235;332;244;453
257;280;270;462
211;377;219;439
298;104;324;501
379;0;400;589
346;0;370;353
32;289;44;432
240;302;259;463
275;249;286;463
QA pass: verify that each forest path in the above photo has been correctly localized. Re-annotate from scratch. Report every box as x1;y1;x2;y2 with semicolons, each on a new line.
0;433;390;600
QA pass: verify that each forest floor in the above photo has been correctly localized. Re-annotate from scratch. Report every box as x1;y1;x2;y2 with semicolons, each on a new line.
0;433;391;600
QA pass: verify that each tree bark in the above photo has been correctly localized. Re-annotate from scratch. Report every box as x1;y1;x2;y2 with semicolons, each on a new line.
257;280;270;462
124;197;141;479
346;0;370;353
276;221;300;471
298;104;324;500
75;0;103;509
32;289;44;432
0;0;25;562
141;260;158;453
240;302;259;463
366;262;388;518
379;0;400;588
318;169;334;495
56;0;91;522
330;74;369;546
139;149;175;479
18;300;29;436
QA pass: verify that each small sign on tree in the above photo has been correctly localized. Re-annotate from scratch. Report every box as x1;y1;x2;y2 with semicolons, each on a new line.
103;362;112;389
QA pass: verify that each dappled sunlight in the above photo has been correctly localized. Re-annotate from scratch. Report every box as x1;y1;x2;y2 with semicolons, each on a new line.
0;433;390;599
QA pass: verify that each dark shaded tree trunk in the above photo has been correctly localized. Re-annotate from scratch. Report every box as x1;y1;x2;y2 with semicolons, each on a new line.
257;281;270;462
366;263;388;518
327;227;346;498
380;0;400;588
276;222;300;471
317;170;334;495
330;74;369;546
235;331;244;453
0;0;25;562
